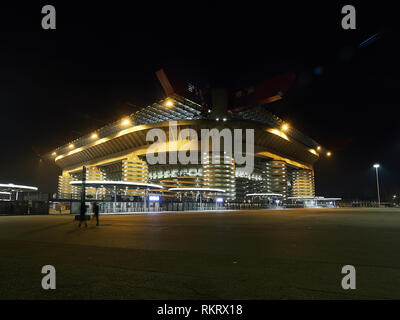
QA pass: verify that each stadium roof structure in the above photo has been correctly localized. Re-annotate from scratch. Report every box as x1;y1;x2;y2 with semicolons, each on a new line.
70;180;163;189
44;69;326;164
168;187;226;193
0;183;38;192
246;193;283;197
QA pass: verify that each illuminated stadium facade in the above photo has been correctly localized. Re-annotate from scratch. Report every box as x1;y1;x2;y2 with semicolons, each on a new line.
45;70;330;208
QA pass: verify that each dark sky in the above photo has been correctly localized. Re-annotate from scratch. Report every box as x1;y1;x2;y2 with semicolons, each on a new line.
0;2;398;200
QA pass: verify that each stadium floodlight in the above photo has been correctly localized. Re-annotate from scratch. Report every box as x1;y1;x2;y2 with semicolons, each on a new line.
281;123;289;131
164;99;174;107
121;118;131;126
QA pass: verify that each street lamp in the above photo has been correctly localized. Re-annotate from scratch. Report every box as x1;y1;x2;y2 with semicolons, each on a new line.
373;164;380;207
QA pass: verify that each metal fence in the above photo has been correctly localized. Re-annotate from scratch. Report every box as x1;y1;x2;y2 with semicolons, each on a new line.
0;201;49;215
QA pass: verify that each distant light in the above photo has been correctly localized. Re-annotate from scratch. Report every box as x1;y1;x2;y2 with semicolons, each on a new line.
281;123;289;131
373;163;380;168
148;195;160;201
216;197;224;203
68;144;74;149
91;133;98;139
121;118;131;126
164;99;174;107
223;117;227;122
326;151;332;157
216;118;220;121
316;146;321;151
52;152;57;156
208;109;211;113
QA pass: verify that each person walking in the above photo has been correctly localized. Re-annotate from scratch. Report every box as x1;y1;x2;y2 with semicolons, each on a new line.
93;202;100;226
78;201;87;228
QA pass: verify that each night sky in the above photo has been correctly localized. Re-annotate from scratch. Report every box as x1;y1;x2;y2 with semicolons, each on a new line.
0;2;398;200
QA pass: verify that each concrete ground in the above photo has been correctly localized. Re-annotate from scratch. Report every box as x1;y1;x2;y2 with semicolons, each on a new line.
1;208;400;299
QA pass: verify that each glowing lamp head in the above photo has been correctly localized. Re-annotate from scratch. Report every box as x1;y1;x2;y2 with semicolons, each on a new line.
281;123;289;131
68;144;74;149
164;99;174;107
326;151;332;157
52;152;57;156
121;118;131;126
91;133;98;139
373;164;380;168
317;146;321;151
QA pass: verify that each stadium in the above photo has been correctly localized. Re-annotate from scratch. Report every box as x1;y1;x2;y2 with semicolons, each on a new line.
45;69;331;212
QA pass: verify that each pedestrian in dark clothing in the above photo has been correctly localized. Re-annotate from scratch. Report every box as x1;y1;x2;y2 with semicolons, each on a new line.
93;202;100;226
78;201;87;228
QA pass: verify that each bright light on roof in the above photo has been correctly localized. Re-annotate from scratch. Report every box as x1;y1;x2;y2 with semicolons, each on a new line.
308;149;318;156
373;163;380;168
121;118;131;126
267;128;289;141
68;144;74;149
91;133;98;139
281;123;289;131
164;99;174;107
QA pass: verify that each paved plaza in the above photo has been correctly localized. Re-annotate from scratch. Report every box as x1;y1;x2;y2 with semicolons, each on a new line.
1;208;400;299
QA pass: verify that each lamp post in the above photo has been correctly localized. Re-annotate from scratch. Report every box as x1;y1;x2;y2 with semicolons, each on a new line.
373;164;380;207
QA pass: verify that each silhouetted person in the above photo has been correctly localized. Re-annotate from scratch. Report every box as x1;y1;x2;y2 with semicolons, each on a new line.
93;202;100;226
78;201;87;228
